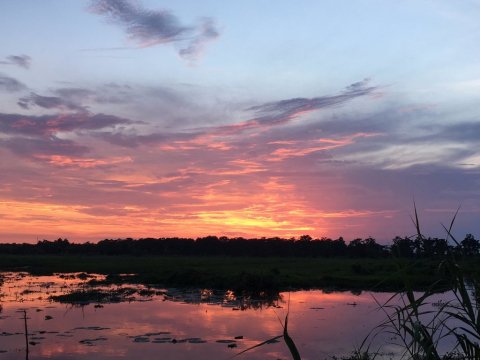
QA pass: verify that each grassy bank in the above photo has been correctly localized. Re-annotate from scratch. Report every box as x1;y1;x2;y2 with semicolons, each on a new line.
1;254;478;292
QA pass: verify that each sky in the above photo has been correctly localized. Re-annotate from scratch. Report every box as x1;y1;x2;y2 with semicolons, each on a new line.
1;0;480;243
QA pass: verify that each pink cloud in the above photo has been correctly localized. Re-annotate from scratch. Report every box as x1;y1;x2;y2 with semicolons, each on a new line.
33;155;132;168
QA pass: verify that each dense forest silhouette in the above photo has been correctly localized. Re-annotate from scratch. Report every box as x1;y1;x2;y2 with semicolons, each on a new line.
0;234;478;258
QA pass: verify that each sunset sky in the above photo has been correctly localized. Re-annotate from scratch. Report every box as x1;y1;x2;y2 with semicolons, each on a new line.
1;0;479;243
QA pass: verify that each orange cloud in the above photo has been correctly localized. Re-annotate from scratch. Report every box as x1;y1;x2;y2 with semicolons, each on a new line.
34;155;132;168
268;133;382;161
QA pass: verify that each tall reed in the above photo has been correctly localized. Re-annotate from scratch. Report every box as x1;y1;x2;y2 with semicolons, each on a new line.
359;204;480;359
232;295;301;360
233;204;479;359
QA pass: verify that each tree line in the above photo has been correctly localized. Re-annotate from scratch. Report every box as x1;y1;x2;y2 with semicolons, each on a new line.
0;234;478;258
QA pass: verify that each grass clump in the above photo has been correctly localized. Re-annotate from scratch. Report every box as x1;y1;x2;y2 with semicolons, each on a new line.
358;205;480;359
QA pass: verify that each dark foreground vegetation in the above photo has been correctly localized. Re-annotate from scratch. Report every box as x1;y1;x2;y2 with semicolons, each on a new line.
0;233;479;292
4;254;477;292
229;211;480;360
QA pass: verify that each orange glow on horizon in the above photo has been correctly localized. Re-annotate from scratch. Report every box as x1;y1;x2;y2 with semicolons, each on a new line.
0;105;395;244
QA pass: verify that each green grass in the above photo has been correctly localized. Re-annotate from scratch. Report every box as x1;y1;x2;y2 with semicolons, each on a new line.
1;254;476;292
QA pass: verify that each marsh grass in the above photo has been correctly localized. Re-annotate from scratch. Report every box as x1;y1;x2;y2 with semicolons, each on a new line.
232;297;301;360
357;204;480;359
0;254;460;292
239;204;480;360
22;309;29;360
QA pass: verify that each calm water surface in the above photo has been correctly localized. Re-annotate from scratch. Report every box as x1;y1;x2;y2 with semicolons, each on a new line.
0;272;454;359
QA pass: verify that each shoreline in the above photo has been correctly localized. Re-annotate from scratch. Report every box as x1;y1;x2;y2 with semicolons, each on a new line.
2;254;477;292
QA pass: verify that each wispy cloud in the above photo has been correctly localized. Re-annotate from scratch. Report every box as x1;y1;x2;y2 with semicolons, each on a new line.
0;55;31;69
0;136;89;157
53;87;96;101
0;74;27;92
439;122;480;143
98;130;195;148
209;79;378;136
18;83;136;111
2;78;480;241
266;133;382;161
18;92;87;112
52;85;133;105
0;112;132;136
178;18;219;61
92;81;379;151
89;0;220;60
248;79;375;121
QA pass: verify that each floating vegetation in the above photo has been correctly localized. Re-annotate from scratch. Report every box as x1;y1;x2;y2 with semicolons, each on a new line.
151;337;172;343
76;273;91;280
74;326;110;331
133;337;150;343
185;338;207;344
144;331;170;336
0;332;20;336
30;336;46;340
175;338;204;344
79;337;108;346
87;273;137;286
20;289;35;295
216;339;236;344
49;287;140;305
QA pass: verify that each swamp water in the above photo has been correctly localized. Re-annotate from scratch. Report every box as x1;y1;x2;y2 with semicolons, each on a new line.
0;272;455;359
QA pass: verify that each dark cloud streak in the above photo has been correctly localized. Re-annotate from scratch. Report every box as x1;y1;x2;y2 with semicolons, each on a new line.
89;0;220;60
0;136;89;157
0;74;27;92
178;18;219;61
98;130;196;147
249;79;375;118
210;79;378;135
18;92;87;112
0;113;132;136
0;55;31;69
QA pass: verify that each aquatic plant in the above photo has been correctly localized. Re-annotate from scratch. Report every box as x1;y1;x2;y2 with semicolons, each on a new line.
233;295;301;360
49;287;138;305
359;205;480;359
282;310;302;360
22;310;29;360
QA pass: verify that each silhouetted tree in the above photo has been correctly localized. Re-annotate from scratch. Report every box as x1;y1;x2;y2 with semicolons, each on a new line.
0;233;478;258
391;236;416;257
461;234;480;256
418;237;448;257
347;237;386;258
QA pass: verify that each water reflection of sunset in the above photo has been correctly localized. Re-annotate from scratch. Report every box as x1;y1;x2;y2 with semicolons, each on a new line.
3;272;458;359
